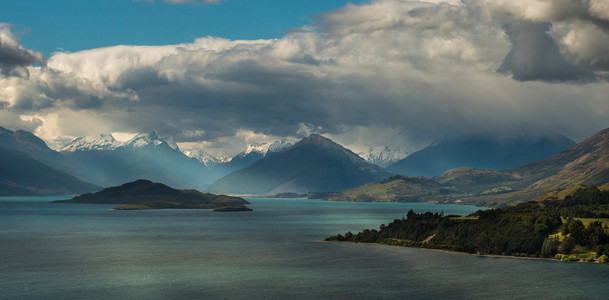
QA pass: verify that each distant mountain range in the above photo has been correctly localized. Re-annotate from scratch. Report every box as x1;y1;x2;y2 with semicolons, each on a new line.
58;133;294;190
331;128;609;207
207;134;394;195
0;124;299;196
60;132;214;190
209;140;294;177
0;126;99;196
4;123;609;207
358;146;408;168
388;134;576;177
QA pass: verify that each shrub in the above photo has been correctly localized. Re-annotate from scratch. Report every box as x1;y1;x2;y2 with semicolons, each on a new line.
599;255;609;264
561;255;579;262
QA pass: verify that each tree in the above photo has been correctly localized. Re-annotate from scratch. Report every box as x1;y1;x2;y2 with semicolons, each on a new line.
561;237;575;254
541;237;559;258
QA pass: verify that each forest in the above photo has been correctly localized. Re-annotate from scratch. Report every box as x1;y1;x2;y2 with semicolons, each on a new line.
326;185;609;262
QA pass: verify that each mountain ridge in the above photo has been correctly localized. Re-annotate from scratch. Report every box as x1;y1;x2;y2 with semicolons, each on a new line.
0;144;100;196
388;134;576;177
206;134;394;195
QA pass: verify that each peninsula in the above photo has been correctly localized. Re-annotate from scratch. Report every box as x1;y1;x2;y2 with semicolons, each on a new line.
54;179;252;211
327;184;609;263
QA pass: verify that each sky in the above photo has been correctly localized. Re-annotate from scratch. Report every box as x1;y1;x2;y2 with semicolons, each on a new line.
1;0;609;157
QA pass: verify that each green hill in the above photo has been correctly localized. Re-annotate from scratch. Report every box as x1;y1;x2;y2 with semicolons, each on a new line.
330;175;451;202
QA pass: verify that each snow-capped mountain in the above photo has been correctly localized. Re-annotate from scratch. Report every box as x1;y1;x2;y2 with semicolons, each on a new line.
183;149;229;167
213;140;294;174
59;131;215;189
266;140;293;156
60;134;124;152
358;146;408;168
238;140;293;158
61;132;179;153
125;132;179;150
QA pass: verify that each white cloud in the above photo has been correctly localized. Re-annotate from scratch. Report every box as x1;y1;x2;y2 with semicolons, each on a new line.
2;0;609;155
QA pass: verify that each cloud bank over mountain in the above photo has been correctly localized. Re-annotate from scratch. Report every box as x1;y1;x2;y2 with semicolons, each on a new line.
2;0;609;156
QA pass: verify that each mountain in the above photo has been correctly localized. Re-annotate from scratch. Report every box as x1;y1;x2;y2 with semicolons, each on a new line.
59;134;124;152
183;149;229;167
334;128;609;207
55;179;250;210
358;146;408;167
0;144;100;196
265;140;293;156
387;134;576;177
61;132;214;189
0;126;100;195
503;128;609;201
125;132;179;150
206;134;394;195
0;125;77;174
220;145;266;172
217;140;294;171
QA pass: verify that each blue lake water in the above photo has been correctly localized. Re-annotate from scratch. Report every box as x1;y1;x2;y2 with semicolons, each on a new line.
1;197;609;299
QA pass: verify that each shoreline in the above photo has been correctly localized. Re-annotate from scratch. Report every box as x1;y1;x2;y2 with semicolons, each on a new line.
325;240;608;265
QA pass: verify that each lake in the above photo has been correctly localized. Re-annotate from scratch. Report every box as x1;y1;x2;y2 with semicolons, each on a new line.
1;197;608;299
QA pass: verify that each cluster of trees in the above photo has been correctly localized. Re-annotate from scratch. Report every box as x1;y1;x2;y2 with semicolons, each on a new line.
327;185;609;259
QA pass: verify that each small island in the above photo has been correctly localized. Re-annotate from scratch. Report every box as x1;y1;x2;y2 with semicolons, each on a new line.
54;179;252;212
327;184;609;263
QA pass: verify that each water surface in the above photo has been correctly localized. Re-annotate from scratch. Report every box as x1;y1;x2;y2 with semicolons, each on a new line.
1;197;608;299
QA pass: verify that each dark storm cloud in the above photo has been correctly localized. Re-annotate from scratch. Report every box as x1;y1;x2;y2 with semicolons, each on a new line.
0;24;44;77
498;21;593;82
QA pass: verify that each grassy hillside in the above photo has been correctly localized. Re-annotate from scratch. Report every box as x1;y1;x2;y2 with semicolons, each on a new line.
330;175;451;202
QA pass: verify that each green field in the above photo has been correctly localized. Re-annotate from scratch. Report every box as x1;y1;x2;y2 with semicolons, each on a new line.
560;217;609;227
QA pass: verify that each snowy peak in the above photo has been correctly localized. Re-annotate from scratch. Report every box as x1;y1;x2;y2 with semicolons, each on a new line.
359;146;408;168
61;131;180;152
126;132;179;150
244;143;268;155
184;149;229;167
240;140;294;157
60;134;123;152
267;140;293;155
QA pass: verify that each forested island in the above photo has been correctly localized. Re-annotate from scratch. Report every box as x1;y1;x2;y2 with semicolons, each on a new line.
54;179;252;211
326;185;609;263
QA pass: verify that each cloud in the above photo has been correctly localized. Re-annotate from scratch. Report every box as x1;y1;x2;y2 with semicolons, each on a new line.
2;0;609;155
0;24;44;77
498;21;592;82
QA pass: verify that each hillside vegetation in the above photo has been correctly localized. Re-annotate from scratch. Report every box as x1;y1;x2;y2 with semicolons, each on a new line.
327;185;609;262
